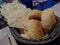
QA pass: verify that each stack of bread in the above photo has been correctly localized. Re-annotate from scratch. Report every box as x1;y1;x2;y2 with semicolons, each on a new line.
0;0;56;39
0;0;31;27
20;8;56;39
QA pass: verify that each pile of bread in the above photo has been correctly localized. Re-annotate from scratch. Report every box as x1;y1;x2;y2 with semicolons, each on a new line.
0;0;31;25
20;8;56;39
0;0;56;39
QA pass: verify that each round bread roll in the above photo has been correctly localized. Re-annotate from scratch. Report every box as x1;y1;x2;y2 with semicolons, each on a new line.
29;9;42;20
27;19;45;39
41;8;56;33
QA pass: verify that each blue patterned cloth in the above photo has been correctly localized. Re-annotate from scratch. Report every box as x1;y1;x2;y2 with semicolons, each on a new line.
43;0;53;9
33;0;53;10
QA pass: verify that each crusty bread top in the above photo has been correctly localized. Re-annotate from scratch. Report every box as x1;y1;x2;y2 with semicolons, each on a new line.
28;9;42;20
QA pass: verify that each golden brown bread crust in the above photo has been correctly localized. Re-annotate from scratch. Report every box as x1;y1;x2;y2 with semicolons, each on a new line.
27;19;45;39
41;8;56;33
28;9;42;20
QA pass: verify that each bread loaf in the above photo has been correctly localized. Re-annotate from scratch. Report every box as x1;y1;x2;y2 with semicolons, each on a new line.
41;8;56;33
27;19;45;39
29;9;42;20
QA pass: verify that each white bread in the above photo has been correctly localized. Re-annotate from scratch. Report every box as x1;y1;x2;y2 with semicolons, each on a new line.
9;16;29;30
7;9;31;27
41;8;56;33
27;19;45;39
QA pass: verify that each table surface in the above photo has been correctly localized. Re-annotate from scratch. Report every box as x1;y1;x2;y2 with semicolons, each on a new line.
0;27;17;45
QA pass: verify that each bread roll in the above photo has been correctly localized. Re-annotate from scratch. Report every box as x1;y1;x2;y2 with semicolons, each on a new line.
27;19;45;39
41;8;56;33
29;9;42;20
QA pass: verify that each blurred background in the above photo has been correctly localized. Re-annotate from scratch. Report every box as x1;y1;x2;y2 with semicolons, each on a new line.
0;0;60;10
